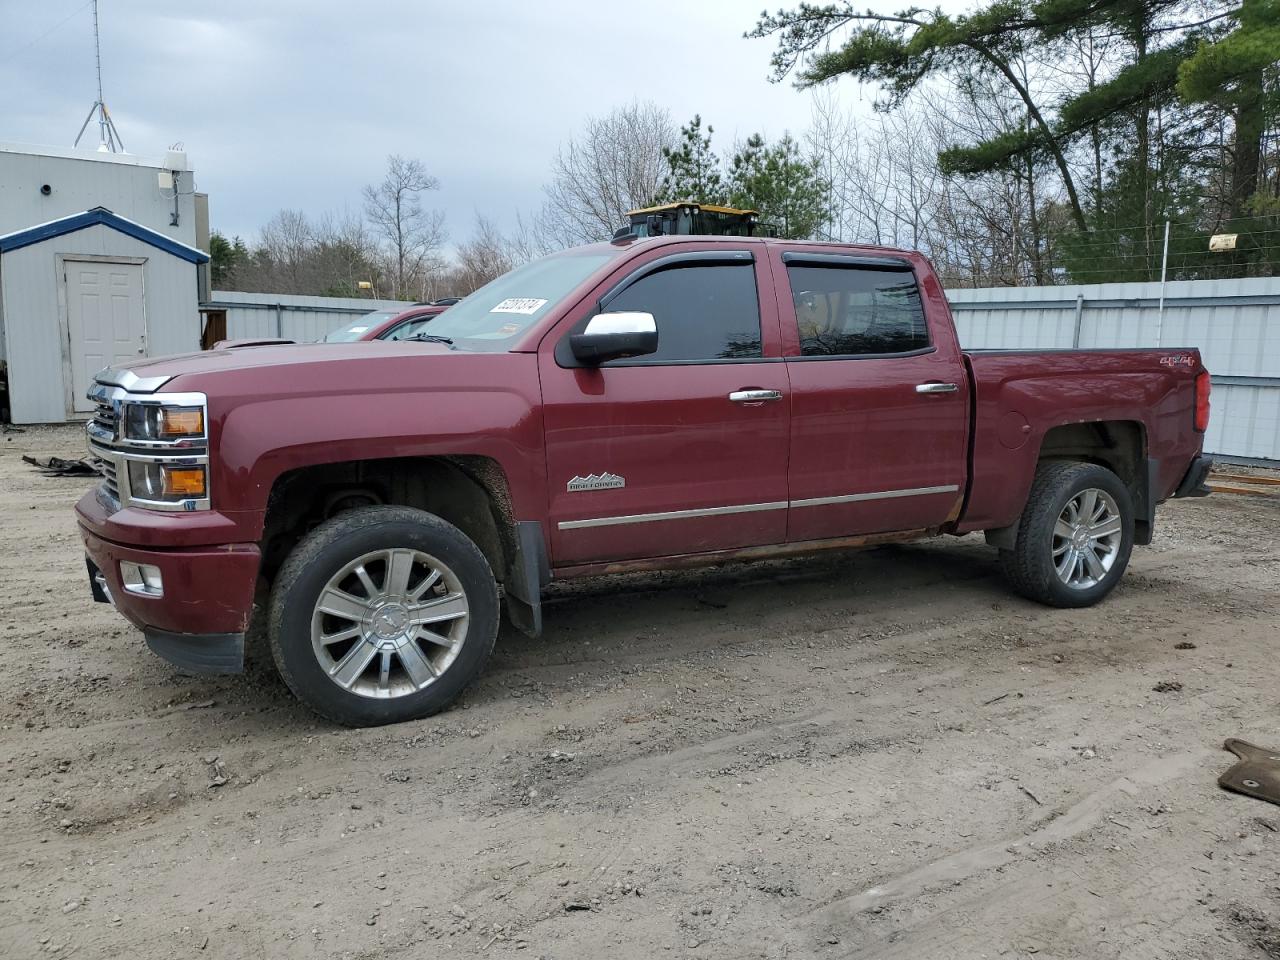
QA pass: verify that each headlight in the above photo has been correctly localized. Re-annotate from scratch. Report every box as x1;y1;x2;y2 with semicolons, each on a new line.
123;404;205;441
126;462;208;502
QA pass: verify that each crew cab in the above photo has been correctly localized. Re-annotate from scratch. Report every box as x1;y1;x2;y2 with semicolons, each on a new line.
76;236;1213;726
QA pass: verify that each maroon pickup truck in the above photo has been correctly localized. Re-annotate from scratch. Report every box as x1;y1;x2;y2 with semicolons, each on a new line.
77;236;1213;726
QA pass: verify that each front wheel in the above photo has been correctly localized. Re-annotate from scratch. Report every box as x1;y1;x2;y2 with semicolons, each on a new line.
999;461;1134;608
268;506;499;726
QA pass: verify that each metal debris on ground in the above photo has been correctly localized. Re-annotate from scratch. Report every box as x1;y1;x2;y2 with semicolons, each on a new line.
22;455;98;477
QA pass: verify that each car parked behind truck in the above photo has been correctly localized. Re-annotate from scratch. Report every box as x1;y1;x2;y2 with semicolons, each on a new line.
323;301;451;343
78;235;1213;726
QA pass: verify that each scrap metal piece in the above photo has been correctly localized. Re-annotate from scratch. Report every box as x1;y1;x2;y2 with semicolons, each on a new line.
1219;739;1280;807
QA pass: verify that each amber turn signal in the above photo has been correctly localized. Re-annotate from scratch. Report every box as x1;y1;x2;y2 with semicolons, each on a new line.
161;466;207;498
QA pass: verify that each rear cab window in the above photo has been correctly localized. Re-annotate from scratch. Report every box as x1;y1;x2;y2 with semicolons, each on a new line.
784;257;930;357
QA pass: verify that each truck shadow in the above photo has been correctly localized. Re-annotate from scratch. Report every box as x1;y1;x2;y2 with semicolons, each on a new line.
490;538;1005;669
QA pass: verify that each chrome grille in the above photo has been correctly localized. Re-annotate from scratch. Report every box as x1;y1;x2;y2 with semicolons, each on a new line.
92;395;118;438
94;454;120;504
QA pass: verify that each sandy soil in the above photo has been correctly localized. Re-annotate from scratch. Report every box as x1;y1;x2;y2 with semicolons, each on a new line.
1;423;1278;960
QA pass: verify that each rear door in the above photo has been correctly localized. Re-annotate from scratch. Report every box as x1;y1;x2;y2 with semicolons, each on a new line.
772;249;969;541
65;259;146;413
538;248;790;567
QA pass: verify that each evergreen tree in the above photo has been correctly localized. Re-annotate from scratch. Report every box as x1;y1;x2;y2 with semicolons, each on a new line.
209;231;248;287
727;133;830;239
751;0;1280;279
655;115;727;204
1178;0;1280;218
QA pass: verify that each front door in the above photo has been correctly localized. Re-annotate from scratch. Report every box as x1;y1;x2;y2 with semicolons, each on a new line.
772;249;970;542
65;259;146;412
539;250;790;568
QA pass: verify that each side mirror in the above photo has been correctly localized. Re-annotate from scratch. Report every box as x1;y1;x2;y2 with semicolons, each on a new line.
570;312;658;365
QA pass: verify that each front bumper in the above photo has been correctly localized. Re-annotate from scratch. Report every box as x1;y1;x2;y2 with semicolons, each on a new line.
1173;455;1214;498
78;491;260;675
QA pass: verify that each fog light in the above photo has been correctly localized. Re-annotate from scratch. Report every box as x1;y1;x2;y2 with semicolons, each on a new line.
120;561;163;597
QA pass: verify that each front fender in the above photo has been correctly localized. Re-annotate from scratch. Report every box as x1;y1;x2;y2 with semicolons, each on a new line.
167;354;547;544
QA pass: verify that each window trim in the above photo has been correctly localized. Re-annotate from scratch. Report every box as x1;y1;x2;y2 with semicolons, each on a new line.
780;251;913;270
785;258;932;361
787;345;937;362
556;250;766;368
597;250;754;310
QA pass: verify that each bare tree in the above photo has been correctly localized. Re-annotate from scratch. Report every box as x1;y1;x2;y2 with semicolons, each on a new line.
808;78;1069;288
539;101;676;246
256;209;313;293
363;155;446;299
450;215;518;295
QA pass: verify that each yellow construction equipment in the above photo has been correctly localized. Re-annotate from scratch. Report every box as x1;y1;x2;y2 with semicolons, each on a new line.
615;201;778;240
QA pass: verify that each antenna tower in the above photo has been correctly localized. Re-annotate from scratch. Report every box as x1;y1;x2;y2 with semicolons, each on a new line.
73;0;125;152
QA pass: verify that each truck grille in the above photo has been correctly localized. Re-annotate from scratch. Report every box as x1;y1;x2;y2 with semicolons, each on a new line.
92;395;118;439
94;455;120;504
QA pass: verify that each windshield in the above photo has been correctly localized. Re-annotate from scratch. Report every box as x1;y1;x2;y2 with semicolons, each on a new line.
325;311;396;342
422;251;615;351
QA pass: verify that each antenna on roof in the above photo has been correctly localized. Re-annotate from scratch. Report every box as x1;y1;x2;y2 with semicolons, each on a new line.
73;0;125;153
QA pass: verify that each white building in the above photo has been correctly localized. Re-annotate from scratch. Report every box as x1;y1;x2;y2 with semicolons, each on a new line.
0;143;210;424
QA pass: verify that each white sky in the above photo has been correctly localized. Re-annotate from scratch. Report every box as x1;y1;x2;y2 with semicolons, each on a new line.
1;0;936;243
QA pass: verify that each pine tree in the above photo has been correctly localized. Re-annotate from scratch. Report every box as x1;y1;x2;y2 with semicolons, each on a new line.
655;115;727;205
727;134;830;239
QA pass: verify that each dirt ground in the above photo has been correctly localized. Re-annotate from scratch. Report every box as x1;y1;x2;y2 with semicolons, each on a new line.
1;423;1278;960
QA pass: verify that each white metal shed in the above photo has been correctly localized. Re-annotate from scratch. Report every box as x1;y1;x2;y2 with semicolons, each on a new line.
0;207;209;424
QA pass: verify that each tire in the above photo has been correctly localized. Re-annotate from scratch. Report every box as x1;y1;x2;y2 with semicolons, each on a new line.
268;505;499;727
998;461;1134;608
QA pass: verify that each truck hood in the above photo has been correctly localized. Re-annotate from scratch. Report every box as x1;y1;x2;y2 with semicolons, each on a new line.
100;341;458;393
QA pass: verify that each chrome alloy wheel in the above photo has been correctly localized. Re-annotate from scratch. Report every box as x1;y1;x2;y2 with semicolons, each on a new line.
310;548;469;699
1052;488;1123;590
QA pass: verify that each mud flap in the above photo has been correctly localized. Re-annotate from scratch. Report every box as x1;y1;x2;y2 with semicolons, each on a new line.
1135;456;1158;546
504;521;550;638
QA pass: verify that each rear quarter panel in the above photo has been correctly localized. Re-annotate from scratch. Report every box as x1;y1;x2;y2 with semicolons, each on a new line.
959;349;1205;532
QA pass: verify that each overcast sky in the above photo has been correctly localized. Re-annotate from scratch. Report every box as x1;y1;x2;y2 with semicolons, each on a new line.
2;1;892;244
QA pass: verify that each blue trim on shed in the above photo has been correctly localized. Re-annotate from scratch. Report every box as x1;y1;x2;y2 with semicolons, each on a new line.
0;206;210;264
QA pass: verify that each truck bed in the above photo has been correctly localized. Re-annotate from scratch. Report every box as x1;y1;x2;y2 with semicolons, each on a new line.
959;347;1206;534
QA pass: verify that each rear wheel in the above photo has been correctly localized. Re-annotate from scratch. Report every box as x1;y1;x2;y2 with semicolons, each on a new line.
999;461;1134;608
268;506;498;726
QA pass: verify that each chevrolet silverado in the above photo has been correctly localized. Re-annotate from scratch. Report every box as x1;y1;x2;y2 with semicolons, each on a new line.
77;235;1213;726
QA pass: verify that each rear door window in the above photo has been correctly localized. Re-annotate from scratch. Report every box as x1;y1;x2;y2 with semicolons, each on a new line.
603;263;762;363
787;264;929;357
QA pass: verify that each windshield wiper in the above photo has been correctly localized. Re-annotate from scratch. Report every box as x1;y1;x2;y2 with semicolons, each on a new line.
405;333;454;346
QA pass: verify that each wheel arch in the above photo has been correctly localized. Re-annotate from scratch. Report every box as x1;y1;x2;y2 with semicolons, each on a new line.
984;419;1153;548
259;455;516;589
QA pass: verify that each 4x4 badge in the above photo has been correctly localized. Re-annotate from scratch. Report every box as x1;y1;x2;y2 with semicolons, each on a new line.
567;473;625;492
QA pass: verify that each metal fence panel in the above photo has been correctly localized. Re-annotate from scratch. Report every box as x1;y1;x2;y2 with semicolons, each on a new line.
208;291;415;343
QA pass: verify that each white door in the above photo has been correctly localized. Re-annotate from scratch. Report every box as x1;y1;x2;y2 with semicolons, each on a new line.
66;260;146;413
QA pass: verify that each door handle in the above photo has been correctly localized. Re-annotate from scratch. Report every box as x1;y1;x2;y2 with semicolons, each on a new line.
729;389;783;403
915;382;959;394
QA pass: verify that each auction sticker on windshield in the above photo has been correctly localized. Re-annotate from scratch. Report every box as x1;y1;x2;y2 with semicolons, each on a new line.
490;298;548;315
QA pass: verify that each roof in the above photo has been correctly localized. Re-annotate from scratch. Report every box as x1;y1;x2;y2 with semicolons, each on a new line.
0;140;182;169
0;206;209;264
